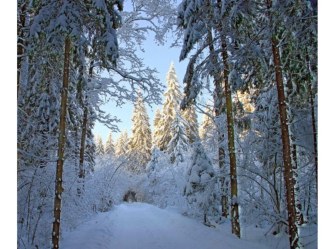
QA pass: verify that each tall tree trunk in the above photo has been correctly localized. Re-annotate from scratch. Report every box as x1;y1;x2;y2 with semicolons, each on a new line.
271;36;300;249
286;74;304;226
52;36;71;249
17;1;28;171
221;37;241;238
292;143;304;225
207;29;228;218
77;107;88;196
77;62;94;196
308;82;318;184
17;1;27;98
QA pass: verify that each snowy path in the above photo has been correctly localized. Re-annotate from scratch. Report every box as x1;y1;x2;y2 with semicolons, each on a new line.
61;202;268;249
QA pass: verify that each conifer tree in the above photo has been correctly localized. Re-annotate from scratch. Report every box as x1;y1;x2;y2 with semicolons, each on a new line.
115;130;129;156
199;106;219;156
155;63;182;151
182;104;199;144
184;142;217;225
104;131;115;156
128;93;152;170
167;113;189;163
152;108;162;146
199;106;214;141
95;135;105;156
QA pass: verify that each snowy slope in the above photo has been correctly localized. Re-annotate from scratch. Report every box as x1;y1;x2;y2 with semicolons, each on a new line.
61;202;270;249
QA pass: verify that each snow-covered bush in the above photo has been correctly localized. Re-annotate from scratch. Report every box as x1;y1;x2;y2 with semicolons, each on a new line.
183;142;219;225
146;148;189;211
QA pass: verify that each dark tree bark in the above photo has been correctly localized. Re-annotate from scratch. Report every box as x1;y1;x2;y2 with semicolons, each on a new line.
221;37;241;238
79;108;88;178
265;0;301;246
308;82;318;184
52;36;71;249
271;36;300;249
17;1;27;98
17;1;28;170
77;107;88;196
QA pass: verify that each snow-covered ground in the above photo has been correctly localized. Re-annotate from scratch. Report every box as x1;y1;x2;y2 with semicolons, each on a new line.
61;202;308;249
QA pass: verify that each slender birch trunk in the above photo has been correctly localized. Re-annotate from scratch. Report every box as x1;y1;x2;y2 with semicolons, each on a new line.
52;36;71;249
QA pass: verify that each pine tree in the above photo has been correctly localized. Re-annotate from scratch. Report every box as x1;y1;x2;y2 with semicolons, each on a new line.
154;63;182;151
104;131;115;156
95;135;105;156
128;93;152;170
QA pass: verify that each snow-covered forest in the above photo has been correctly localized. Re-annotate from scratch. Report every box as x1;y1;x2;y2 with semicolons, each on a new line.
17;0;318;249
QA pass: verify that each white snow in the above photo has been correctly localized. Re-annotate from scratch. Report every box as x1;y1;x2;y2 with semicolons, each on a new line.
61;202;270;249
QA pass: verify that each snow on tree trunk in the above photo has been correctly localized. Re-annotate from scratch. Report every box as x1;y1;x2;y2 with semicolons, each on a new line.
78;107;88;196
308;82;318;185
52;36;71;249
221;36;241;238
271;35;300;249
207;28;228;219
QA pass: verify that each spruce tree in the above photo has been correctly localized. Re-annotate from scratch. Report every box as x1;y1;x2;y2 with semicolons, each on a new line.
128;93;152;170
152;108;162;146
184;142;217;225
199;106;219;156
167;113;189;164
115;130;129;156
105;131;115;156
199;106;214;141
155;63;182;151
182;104;199;144
95;135;105;156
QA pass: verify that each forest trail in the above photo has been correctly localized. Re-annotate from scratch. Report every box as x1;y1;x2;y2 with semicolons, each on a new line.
61;202;269;249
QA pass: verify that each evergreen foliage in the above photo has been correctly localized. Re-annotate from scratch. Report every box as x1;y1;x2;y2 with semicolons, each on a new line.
182;104;199;144
115;130;129;157
154;63;182;151
95;135;105;156
16;0;318;248
128;93;152;171
183;142;218;225
167;113;189;164
105;132;115;156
